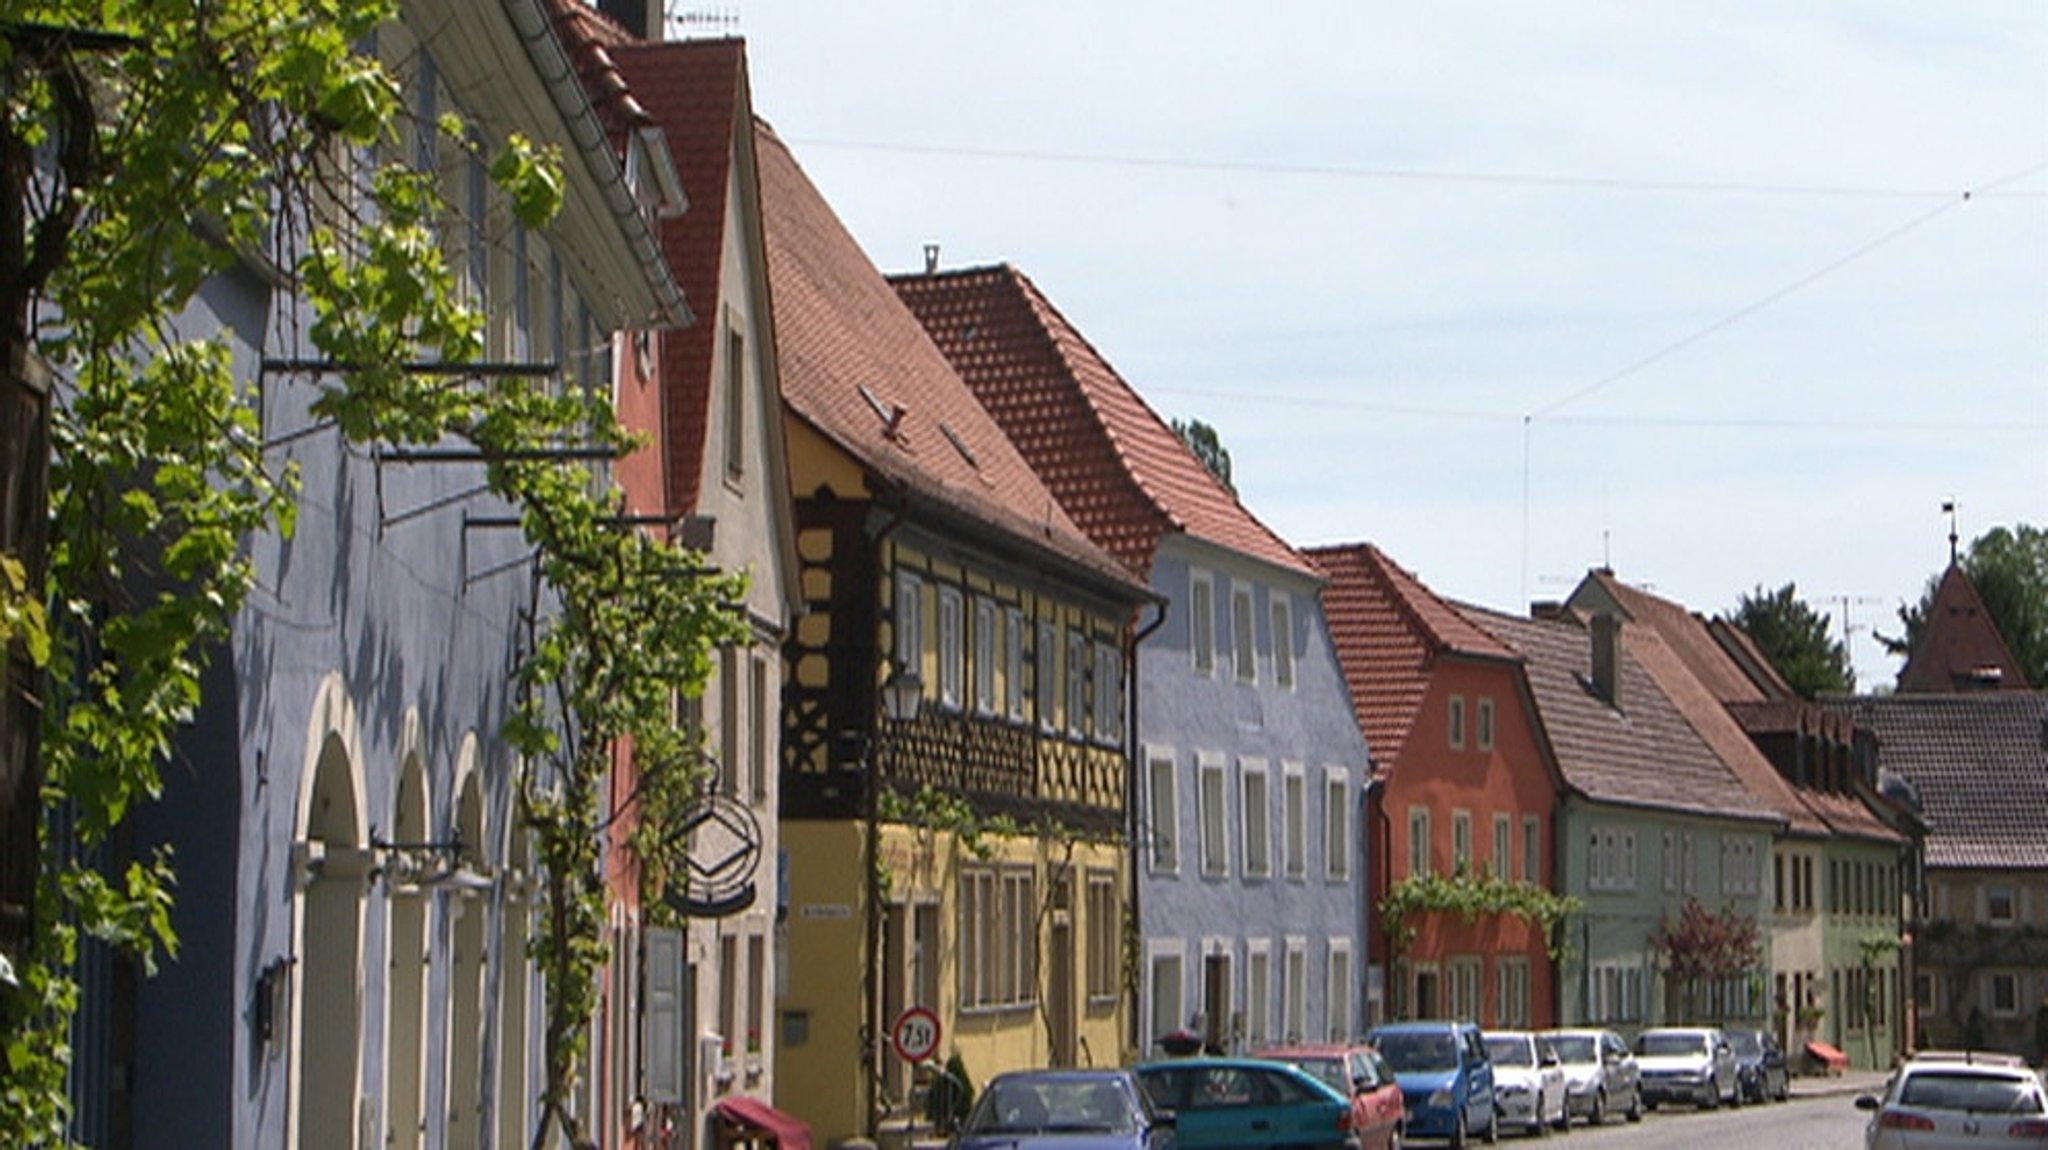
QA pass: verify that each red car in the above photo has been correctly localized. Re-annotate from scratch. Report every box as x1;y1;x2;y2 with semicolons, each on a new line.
1255;1045;1406;1150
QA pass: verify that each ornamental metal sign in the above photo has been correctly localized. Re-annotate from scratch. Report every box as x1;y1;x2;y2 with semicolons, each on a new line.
661;793;762;918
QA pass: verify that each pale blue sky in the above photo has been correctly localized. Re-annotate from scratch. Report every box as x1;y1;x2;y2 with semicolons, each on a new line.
722;1;2047;688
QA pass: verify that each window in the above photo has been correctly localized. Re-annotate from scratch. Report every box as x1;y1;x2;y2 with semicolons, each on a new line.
1093;641;1122;744
1721;836;1760;896
1451;810;1472;874
750;653;770;803
1447;956;1481;1022
1283;765;1306;880
723;322;746;483
746;933;766;1062
1149;948;1185;1051
1498;957;1530;1028
1588;959;1645;1024
1232;584;1257;683
1407;808;1431;878
1522;815;1540;884
1003;608;1025;721
1189;570;1215;674
936;587;963;710
1987;885;2017;926
1477;697;1495;751
1663;830;1696;895
1270;595;1294;689
1065;629;1086;736
1327;942;1354;1042
972;598;996;715
1283;939;1307;1043
1589;827;1636;892
893;572;923;676
1241;762;1271;878
1325;771;1350;881
1147;752;1179;874
719;647;742;797
1246;943;1273;1048
1491;814;1511;879
1774;851;1787;912
1448;695;1466;749
1199;759;1229;876
1988;971;2020;1017
1036;620;1057;731
959;867;1037;1010
1086;872;1118;1003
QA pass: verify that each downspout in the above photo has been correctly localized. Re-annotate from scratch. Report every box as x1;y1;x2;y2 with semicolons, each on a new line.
864;494;908;1139
1124;597;1168;1059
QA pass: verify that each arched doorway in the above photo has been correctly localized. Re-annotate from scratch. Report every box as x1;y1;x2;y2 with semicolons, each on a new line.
444;765;487;1149
384;740;430;1150
291;696;367;1150
496;823;533;1150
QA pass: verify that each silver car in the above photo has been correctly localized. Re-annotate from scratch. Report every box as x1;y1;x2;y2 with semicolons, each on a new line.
1855;1055;2048;1150
1633;1026;1739;1110
1541;1028;1644;1126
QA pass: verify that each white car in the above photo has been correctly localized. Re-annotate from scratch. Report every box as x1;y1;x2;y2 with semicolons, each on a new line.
1856;1054;2048;1150
1541;1028;1644;1126
1633;1027;1739;1111
1484;1030;1570;1136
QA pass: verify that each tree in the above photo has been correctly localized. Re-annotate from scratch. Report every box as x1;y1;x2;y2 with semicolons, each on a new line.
1649;898;1762;1024
2;4;741;1142
1730;583;1854;698
1881;524;2048;688
1170;416;1234;494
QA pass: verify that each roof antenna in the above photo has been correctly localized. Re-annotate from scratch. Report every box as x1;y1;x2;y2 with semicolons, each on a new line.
923;243;940;275
1943;498;1959;565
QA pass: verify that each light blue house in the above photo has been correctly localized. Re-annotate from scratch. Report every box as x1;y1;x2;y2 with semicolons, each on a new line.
895;264;1374;1056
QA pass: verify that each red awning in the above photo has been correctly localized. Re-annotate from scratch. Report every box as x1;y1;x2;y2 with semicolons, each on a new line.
715;1095;813;1150
1806;1041;1850;1071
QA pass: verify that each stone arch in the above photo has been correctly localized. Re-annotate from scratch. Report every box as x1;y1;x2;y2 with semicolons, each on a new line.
444;739;488;1150
384;709;431;1150
290;671;368;1150
495;776;535;1150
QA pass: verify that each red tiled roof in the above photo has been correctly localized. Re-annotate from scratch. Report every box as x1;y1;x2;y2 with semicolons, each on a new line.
1897;564;2030;693
545;0;651;148
753;123;1139;594
1307;543;1521;755
1465;605;1784;825
891;266;1313;580
1834;693;2048;869
612;38;746;515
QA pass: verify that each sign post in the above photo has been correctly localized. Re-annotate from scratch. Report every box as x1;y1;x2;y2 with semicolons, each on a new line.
890;1005;942;1065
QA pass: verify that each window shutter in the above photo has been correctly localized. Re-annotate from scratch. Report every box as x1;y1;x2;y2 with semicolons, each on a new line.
643;927;685;1104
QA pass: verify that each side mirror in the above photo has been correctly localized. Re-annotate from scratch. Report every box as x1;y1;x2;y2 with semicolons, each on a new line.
1352;1075;1372;1094
1853;1095;1880;1112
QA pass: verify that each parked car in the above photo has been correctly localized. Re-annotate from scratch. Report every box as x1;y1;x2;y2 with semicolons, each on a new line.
953;1069;1176;1150
1539;1028;1643;1126
1256;1044;1407;1150
1365;1020;1498;1148
1633;1027;1739;1111
1134;1057;1352;1150
1481;1031;1568;1137
1855;1054;2048;1150
1726;1028;1789;1104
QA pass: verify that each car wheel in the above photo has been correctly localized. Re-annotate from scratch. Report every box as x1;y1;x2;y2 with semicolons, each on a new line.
1481;1104;1499;1145
1701;1082;1719;1110
1553;1094;1571;1132
1728;1079;1742;1108
1449;1109;1468;1150
1389;1125;1403;1150
1626;1089;1644;1123
1777;1075;1790;1103
1589;1088;1606;1126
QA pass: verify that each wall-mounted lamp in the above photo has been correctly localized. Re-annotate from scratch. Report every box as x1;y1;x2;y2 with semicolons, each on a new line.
881;665;924;724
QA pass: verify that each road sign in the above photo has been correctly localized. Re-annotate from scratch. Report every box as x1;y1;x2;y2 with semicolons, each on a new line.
890;1006;942;1064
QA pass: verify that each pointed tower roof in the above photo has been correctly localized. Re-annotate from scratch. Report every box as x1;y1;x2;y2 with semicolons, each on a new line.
1897;564;2028;693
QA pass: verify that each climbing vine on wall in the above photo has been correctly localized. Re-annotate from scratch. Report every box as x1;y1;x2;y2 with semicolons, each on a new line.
1379;869;1584;962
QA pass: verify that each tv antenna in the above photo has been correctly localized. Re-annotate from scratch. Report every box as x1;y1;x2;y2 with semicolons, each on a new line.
667;5;740;37
1941;497;1960;565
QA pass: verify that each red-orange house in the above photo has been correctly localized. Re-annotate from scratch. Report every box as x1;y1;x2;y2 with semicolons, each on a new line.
1311;544;1565;1029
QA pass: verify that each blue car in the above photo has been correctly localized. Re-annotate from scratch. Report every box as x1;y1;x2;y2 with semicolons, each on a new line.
1134;1058;1352;1150
1365;1020;1498;1147
953;1069;1175;1150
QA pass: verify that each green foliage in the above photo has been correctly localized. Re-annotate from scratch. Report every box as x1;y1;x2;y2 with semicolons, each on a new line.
1730;582;1853;698
923;1052;975;1135
1379;868;1583;961
1169;416;1234;495
880;784;1021;863
1882;524;2048;688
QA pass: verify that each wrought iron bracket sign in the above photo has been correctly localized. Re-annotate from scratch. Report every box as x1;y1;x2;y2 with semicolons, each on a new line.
663;793;763;918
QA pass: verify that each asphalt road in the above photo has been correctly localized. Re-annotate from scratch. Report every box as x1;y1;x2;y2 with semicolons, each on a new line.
1446;1089;1875;1149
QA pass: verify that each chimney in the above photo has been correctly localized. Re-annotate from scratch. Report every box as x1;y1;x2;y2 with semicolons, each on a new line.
1591;613;1622;708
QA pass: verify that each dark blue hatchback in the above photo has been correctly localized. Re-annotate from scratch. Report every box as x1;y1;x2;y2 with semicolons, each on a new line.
1365;1020;1498;1147
951;1069;1175;1150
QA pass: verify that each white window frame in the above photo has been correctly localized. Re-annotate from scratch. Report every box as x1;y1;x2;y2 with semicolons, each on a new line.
1147;749;1180;875
1326;939;1354;1043
1148;942;1187;1052
1476;696;1495;751
1085;870;1119;1004
893;571;923;674
1522;815;1541;884
1245;940;1273;1049
1498;956;1530;1029
1004;607;1026;722
1065;628;1087;737
1447;955;1482;1022
971;597;996;715
1451;809;1472;874
1448;695;1466;749
1093;640;1121;745
1408;807;1431;878
1491;814;1511;880
1283;937;1308;1044
936;586;963;711
1324;769;1351;881
1987;970;2021;1017
1270;594;1294;690
1036;619;1057;732
1199;756;1230;877
1241;760;1271;879
1987;884;2017;926
1189;570;1215;675
1282;763;1306;880
1231;582;1257;684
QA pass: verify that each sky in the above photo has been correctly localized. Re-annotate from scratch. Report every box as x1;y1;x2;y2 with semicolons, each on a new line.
714;1;2046;689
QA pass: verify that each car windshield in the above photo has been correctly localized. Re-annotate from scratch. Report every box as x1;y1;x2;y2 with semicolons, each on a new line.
1485;1037;1534;1067
1547;1035;1596;1063
1897;1072;2046;1115
1636;1033;1706;1058
967;1078;1139;1135
1374;1031;1460;1073
1728;1032;1761;1057
1278;1057;1348;1094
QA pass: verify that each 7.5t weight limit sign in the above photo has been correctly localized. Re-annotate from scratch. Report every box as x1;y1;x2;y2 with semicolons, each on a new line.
890;1006;941;1064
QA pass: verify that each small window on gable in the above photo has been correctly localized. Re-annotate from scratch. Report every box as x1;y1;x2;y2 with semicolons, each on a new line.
1189;571;1215;674
724;322;746;484
1448;695;1466;749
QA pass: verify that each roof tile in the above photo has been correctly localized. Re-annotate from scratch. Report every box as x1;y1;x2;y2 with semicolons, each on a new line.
1832;693;2048;869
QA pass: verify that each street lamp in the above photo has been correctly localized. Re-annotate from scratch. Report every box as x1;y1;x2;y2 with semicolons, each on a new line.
881;666;924;724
